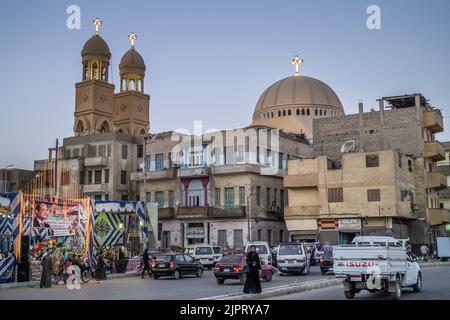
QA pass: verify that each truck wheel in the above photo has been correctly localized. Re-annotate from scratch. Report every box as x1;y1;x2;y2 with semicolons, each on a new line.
344;290;355;299
216;278;225;285
390;278;402;300
413;272;422;292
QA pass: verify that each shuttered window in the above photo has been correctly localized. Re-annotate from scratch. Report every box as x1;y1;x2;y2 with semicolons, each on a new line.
328;188;343;203
367;189;381;202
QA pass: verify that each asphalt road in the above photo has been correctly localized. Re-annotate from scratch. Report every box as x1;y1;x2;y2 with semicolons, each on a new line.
269;266;450;300
0;266;333;300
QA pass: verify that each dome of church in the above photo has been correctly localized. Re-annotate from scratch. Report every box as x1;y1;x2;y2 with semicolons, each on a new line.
119;48;146;75
81;35;111;61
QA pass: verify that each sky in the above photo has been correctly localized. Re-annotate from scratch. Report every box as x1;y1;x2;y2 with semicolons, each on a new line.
1;0;450;169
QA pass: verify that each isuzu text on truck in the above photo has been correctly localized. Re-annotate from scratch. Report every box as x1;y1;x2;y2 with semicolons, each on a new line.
333;236;422;300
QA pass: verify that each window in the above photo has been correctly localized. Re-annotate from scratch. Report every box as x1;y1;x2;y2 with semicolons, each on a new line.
88;171;93;185
155;191;164;208
168;152;173;168
256;146;260;163
168;191;174;208
215;188;221;207
79;171;85;184
239;187;245;206
256;186;261;206
279;230;284;243
398;154;402;168
92;62;98;79
73;148;80;158
296;109;300;115
107;144;111;157
83;62;89;80
315;109;318;116
224;146;234;165
121;145;128;160
121;194;128;201
257;229;262;241
224;187;234;207
274;188;277;206
278;152;284;170
94;194;102;201
158;223;162;241
288;109;292;116
146;192;151;203
280;189;285;211
266;187;271;207
101;66;107;81
218;230;227;248
184;255;193;263
408;160;413;172
98;145;106;157
368;189;381;202
104;169;109;183
366;154;379;167
94;170;102;184
64;149;71;159
156;153;164;171
87;145;97;157
237;145;245;163
233;230;243;250
306;109;310;115
104;194;109;201
328;188;343;203
137;145;143;158
121;171;127;185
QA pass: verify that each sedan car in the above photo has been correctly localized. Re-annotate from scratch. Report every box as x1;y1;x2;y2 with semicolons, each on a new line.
213;254;275;285
151;253;203;280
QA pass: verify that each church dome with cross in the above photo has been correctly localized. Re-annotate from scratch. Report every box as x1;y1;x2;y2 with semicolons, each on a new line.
251;56;344;140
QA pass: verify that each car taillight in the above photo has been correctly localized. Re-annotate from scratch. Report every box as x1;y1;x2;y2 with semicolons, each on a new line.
151;262;156;268
213;267;220;272
234;267;242;273
170;261;175;269
320;259;323;265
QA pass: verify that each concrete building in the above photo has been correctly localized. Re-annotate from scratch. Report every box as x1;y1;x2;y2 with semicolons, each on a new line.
437;142;450;210
285;94;450;247
0;168;35;193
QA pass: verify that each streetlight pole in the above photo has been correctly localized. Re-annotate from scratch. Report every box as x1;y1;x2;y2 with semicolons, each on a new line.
2;165;14;193
247;191;253;242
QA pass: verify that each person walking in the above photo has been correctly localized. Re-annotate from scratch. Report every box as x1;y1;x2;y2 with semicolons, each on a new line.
420;244;430;262
95;251;107;281
243;245;262;294
141;248;151;278
40;250;53;288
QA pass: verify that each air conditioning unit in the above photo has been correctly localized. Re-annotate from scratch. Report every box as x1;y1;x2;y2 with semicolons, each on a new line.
411;203;419;211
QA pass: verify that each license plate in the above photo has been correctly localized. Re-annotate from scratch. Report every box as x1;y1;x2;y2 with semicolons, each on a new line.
223;268;230;272
288;260;293;264
201;259;208;263
159;263;165;268
350;275;362;282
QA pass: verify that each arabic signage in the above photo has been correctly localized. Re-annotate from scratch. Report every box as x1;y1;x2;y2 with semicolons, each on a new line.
338;219;362;231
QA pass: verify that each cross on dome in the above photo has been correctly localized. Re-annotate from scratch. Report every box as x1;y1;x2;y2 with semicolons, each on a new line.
291;55;304;77
93;18;102;36
128;32;137;49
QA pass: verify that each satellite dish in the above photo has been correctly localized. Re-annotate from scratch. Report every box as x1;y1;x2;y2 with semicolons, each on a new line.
340;140;356;153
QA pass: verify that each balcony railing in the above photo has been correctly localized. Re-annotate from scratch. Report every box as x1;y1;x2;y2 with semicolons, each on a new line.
83;183;108;194
426;172;447;190
284;174;319;188
131;168;176;181
84;157;108;167
158;207;176;219
178;167;210;178
424;141;445;161
423;110;444;133
427;208;450;226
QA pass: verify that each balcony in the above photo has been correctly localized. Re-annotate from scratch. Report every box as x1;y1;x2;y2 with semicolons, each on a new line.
158;207;176;219
84;157;108;167
284;206;320;217
284;174;319;188
426;172;447;190
427;208;450;226
423;110;444;133
177;206;210;218
208;206;246;218
424;141;445;161
131;169;176;181
211;164;261;175
178;166;210;178
83;183;108;194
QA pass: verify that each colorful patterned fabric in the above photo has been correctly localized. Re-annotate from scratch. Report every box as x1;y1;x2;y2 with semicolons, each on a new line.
93;210;125;247
0;256;16;284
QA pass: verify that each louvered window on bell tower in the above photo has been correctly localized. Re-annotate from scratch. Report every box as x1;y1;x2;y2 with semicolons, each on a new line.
101;65;107;81
92;62;99;79
83;63;89;80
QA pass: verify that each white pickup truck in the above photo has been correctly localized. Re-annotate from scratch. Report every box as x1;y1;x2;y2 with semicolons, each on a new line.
333;236;422;300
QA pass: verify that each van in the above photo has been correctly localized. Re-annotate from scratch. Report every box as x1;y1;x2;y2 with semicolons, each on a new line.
244;241;272;265
276;242;310;275
185;245;216;269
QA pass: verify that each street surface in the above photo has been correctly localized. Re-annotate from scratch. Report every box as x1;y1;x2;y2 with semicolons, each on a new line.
269;266;450;300
0;266;332;300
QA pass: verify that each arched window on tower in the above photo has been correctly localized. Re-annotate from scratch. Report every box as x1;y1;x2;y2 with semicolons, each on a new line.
92;62;99;80
302;109;305;115
319;109;322;116
296;109;300;116
307;109;310;116
130;79;135;91
278;110;281;117
282;110;286;116
83;63;89;81
121;78;126;92
271;112;274;118
324;110;327;116
288;109;292;116
138;80;143;92
101;65;107;81
315;109;318;116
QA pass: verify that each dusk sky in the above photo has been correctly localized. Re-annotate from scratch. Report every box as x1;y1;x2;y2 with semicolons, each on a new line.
1;0;450;169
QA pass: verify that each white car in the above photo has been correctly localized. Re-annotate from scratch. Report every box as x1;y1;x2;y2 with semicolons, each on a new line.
334;236;422;300
277;242;310;275
212;246;223;265
244;241;272;265
185;245;216;269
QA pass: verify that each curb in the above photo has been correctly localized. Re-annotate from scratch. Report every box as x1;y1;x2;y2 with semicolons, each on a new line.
199;278;344;301
0;272;140;290
419;261;450;268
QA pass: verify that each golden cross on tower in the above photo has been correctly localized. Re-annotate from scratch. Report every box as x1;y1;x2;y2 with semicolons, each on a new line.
128;32;137;49
93;18;102;36
291;55;304;77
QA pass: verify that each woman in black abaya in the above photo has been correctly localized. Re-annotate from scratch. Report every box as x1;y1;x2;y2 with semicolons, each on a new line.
243;245;262;294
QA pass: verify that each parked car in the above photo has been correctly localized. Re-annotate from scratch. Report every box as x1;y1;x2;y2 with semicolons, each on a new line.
212;246;223;265
185;245;216;269
213;254;276;284
244;241;272;265
320;247;334;275
277;242;310;275
151;253;203;280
